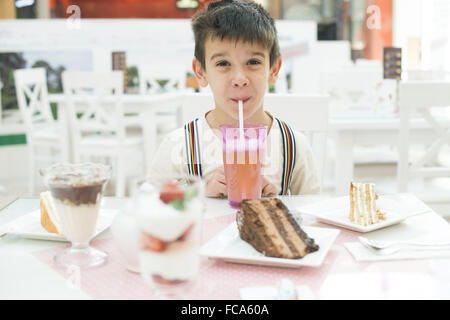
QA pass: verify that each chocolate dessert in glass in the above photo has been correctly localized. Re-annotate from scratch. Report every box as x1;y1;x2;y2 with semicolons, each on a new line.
41;163;111;268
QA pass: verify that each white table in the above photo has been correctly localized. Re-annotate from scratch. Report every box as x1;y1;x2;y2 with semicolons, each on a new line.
1;194;450;299
329;116;440;195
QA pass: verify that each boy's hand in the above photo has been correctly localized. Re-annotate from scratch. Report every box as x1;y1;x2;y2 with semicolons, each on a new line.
205;169;277;198
205;167;227;198
262;177;277;197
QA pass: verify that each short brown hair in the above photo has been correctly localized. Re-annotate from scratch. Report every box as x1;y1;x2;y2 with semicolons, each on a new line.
191;0;281;69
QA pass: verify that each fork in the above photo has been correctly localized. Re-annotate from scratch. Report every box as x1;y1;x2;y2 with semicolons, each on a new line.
358;237;450;255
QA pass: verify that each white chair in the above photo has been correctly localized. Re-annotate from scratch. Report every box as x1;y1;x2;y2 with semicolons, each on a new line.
178;92;215;126
139;65;187;95
62;71;145;197
320;65;382;117
14;68;69;194
291;40;352;94
178;92;330;188
264;93;329;187
397;81;450;194
139;64;190;135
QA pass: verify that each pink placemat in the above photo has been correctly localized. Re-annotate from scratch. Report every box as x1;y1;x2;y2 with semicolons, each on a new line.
33;213;343;300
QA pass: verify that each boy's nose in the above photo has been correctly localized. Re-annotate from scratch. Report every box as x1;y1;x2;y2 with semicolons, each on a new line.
232;70;249;88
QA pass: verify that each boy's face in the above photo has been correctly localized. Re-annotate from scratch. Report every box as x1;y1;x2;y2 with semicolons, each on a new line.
193;37;281;121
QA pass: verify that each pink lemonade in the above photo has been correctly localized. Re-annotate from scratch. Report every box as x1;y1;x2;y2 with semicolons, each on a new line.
220;124;267;209
223;149;263;209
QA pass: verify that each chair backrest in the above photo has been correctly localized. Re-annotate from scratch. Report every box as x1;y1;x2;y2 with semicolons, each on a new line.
178;92;329;188
139;65;187;94
62;71;125;146
315;41;352;71
14;68;54;132
320;65;382;116
290;40;352;93
179;92;215;126
397;81;450;192
264;93;329;186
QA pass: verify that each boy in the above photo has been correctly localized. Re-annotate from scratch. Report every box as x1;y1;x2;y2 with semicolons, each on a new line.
149;0;320;197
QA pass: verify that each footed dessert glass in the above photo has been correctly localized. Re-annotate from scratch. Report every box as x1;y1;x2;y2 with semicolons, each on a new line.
136;175;204;298
41;163;111;269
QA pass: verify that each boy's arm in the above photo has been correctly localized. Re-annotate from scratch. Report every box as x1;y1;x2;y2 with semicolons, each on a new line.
289;132;321;195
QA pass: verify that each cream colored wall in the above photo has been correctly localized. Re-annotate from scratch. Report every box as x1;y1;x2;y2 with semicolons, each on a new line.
0;0;16;19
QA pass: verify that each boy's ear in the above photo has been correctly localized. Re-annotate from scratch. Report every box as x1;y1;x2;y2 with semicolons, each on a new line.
268;56;282;85
192;58;209;87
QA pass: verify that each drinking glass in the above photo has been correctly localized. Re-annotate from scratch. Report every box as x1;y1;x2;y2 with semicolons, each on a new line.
220;124;267;209
41;163;111;268
136;175;204;298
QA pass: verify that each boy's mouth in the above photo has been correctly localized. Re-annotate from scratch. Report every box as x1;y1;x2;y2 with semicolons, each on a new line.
230;97;251;104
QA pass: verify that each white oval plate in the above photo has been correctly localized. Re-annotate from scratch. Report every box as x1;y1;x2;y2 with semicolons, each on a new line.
200;222;340;268
295;196;421;233
4;209;118;241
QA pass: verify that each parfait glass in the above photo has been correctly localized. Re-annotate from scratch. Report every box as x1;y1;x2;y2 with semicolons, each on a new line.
135;175;204;298
41;163;111;269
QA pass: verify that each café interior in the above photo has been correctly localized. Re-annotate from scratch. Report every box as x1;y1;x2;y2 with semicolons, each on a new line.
1;0;450;300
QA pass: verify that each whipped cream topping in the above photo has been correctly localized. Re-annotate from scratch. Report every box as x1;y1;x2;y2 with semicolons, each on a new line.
136;194;202;242
43;163;110;187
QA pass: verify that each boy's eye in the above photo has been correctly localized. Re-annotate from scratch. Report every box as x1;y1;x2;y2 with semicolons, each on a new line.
248;59;261;65
216;60;230;67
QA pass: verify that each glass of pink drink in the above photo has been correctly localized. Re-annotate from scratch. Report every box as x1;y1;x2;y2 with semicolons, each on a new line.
220;124;267;209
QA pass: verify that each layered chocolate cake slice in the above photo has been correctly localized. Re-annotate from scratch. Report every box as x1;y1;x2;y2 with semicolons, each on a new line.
237;198;319;259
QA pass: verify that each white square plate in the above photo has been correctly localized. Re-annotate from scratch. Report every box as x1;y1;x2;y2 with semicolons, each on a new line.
296;196;410;233
200;222;340;268
3;209;119;242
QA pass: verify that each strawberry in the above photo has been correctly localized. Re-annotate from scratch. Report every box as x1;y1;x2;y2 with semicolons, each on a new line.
140;232;166;252
159;182;184;204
